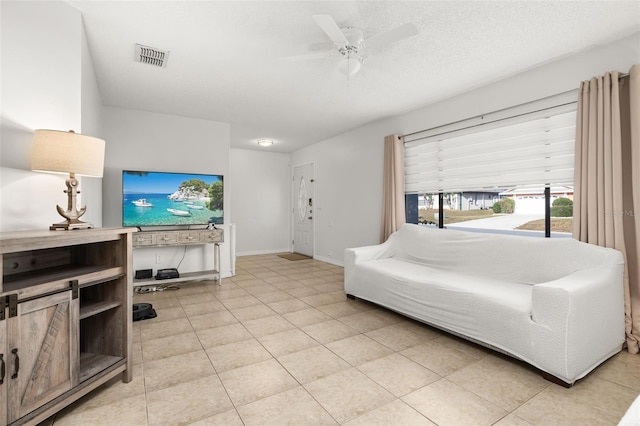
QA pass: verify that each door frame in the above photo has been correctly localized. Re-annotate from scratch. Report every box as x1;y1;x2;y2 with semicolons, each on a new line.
290;162;314;256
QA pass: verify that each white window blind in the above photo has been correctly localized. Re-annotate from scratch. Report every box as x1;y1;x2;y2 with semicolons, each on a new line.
404;100;577;194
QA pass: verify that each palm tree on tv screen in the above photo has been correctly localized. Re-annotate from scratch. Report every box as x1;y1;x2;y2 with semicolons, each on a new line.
208;181;223;211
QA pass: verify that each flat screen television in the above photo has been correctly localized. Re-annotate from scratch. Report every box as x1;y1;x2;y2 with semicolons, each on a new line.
122;170;223;227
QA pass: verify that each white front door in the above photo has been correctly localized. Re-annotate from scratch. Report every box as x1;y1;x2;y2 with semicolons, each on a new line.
293;163;313;257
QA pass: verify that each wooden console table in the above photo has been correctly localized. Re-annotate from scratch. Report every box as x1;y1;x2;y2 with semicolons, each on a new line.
0;227;134;425
131;228;223;287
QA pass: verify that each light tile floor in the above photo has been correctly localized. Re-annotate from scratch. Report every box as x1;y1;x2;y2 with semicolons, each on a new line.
49;254;640;425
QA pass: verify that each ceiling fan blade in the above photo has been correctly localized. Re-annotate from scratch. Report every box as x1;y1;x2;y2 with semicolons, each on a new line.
307;41;334;52
363;22;418;50
281;51;333;62
312;14;349;47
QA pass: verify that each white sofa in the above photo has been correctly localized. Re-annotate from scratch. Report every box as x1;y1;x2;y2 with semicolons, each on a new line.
344;223;625;385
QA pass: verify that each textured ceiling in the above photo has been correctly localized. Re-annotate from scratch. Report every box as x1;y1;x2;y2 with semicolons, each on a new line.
68;1;640;153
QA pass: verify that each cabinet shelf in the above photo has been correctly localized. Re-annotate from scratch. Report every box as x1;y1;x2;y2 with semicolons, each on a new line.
80;300;122;319
133;269;219;287
2;265;124;295
79;352;124;383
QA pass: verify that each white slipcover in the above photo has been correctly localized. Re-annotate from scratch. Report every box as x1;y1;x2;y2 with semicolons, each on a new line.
344;223;625;384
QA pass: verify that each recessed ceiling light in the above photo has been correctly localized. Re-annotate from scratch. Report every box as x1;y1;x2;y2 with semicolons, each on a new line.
257;139;274;147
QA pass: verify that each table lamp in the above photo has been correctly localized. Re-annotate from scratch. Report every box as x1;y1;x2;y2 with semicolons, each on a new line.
31;129;105;230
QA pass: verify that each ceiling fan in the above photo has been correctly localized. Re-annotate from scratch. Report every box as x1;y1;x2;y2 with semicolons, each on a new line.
285;14;418;76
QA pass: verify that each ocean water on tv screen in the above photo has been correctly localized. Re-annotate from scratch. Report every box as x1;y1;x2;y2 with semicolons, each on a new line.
123;193;222;226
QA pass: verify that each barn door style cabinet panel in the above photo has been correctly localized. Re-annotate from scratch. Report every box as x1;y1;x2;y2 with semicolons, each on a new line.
0;228;134;425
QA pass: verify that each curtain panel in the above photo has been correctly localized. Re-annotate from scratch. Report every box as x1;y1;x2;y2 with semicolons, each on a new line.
573;65;640;352
381;134;405;242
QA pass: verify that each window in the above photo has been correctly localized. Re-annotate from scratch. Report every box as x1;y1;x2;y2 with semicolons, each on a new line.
404;92;577;237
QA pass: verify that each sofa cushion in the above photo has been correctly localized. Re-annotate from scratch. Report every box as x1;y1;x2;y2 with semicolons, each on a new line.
354;257;534;356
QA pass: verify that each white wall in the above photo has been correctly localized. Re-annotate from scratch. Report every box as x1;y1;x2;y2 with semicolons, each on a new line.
101;106;233;277
229;149;290;255
79;18;106;227
292;32;640;266
395;32;640;136
290;122;388;265
0;1;103;232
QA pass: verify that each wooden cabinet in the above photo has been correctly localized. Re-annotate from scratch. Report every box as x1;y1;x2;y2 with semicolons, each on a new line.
132;229;223;287
0;228;134;426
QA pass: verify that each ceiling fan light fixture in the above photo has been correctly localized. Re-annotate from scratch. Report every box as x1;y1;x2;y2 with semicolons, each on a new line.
338;56;362;76
292;15;417;80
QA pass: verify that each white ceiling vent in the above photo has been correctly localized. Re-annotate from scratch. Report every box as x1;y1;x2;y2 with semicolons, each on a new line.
134;44;169;68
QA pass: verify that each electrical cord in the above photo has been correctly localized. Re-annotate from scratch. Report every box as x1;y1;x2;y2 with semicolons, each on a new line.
175;244;187;271
135;283;180;293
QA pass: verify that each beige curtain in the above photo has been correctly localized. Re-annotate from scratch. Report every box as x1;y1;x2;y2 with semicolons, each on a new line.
381;134;406;242
573;65;640;352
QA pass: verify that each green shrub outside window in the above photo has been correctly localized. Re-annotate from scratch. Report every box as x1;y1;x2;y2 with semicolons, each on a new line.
551;197;573;217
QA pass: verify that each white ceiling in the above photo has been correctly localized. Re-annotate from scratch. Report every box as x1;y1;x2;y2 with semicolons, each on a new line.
68;1;640;153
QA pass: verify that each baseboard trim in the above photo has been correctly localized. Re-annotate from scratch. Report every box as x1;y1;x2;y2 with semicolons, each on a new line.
313;255;344;267
236;248;292;257
234;252;344;267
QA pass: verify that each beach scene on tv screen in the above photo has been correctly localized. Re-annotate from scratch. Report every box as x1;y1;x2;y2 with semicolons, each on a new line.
123;171;223;226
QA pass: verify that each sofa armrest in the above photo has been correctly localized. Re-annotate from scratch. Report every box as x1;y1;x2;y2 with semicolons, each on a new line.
345;242;392;264
344;239;394;295
530;265;625;382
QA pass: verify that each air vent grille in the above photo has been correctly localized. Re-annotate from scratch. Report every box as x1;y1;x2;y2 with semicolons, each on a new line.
134;44;169;68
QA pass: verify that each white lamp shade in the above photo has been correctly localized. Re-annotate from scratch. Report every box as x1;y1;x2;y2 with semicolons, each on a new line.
31;129;105;177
